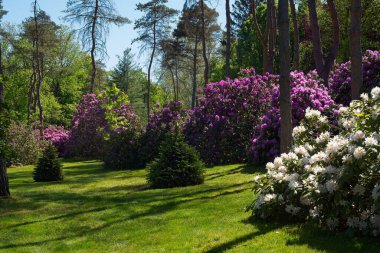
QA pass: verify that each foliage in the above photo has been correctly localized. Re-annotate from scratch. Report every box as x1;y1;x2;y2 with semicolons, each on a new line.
248;86;380;237
110;48;148;120
140;101;187;164
65;85;140;158
33;143;63;182
185;69;274;165
42;125;69;156
103;130;143;171
250;71;337;163
147;131;204;189
329;50;380;105
5;122;41;166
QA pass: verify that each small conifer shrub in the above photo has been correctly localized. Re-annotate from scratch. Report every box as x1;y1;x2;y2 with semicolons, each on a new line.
147;131;204;189
33;143;63;182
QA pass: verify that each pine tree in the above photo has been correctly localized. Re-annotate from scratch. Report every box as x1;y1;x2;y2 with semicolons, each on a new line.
33;143;63;182
64;0;129;92
133;0;177;118
147;131;204;189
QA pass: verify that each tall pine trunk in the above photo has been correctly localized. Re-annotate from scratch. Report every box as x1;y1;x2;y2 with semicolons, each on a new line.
192;34;199;109
147;22;156;118
34;1;43;136
290;0;299;69
308;0;339;84
225;0;231;77
267;0;276;74
350;0;363;100
200;0;209;84
279;0;292;153
0;44;3;103
308;0;324;76
90;0;99;93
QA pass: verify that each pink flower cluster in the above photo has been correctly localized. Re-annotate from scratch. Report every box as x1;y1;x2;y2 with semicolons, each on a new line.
65;93;138;158
329;50;380;105
184;73;275;165
42;125;69;156
250;71;338;162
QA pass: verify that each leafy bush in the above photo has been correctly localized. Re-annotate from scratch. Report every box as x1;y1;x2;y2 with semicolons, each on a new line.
248;86;380;237
42;125;69;156
65;85;140;158
6;122;41;166
329;50;380;105
249;71;338;163
33;143;63;182
140;101;187;164
147;131;204;189
184;71;274;165
103;128;143;170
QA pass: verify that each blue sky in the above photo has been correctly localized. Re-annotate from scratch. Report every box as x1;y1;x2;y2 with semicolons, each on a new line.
3;0;226;70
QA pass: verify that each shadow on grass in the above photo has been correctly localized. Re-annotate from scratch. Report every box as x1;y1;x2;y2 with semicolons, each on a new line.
3;207;107;229
206;216;380;253
206;164;265;181
206;218;284;253
285;224;380;253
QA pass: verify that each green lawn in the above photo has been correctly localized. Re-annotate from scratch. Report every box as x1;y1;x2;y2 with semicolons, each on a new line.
1;161;379;253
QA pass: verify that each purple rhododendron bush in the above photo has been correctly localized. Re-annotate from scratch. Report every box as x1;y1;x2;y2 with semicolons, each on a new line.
139;101;188;164
329;50;380;105
250;71;338;163
248;86;380;237
65;85;141;158
42;126;69;156
184;70;275;165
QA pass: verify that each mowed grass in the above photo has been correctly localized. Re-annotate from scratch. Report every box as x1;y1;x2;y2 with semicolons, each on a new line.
1;161;379;253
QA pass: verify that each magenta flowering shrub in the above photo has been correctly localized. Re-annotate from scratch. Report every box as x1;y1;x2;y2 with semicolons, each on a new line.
329;50;380;105
250;71;338;163
184;73;275;165
66;92;139;158
139;101;188;164
42;126;69;156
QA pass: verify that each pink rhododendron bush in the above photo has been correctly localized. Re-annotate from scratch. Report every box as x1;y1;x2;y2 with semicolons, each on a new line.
184;71;275;165
248;86;380;237
329;50;380;105
42;126;69;156
249;71;338;163
65;85;141;158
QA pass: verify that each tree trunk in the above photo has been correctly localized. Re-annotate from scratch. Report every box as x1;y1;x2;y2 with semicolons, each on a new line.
279;0;292;154
225;0;231;77
90;0;99;93
350;0;362;100
147;22;156;118
322;0;340;82
267;0;276;74
290;0;299;69
0;158;10;198
0;44;4;103
192;34;199;109
200;0;209;84
252;0;271;73
175;54;180;101
308;0;339;84
169;67;176;101
308;0;324;76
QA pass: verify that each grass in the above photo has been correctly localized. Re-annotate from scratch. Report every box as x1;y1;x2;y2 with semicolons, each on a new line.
1;160;379;253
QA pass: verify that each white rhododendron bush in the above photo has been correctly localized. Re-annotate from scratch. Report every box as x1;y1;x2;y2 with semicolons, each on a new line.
248;86;380;237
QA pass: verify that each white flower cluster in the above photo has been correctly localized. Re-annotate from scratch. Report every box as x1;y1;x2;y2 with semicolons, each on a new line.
250;86;380;237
